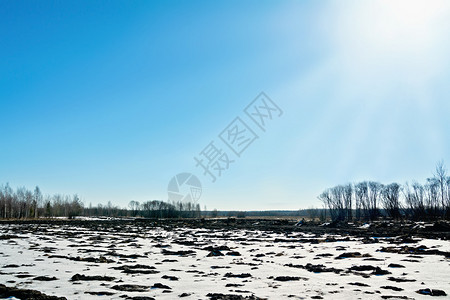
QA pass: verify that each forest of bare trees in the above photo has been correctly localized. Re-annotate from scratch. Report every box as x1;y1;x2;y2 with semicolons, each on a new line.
319;162;450;222
0;184;201;219
0;184;83;219
83;200;201;218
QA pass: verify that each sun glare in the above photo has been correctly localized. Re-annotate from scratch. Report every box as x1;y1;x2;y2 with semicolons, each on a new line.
370;0;448;48
324;0;450;89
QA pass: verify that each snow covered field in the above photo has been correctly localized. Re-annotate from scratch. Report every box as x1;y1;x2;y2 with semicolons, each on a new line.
0;221;449;299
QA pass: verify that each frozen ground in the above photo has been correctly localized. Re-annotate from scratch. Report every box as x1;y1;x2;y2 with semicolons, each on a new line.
0;220;449;299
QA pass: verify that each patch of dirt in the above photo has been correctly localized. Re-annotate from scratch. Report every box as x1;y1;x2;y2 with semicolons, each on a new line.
381;286;404;291
70;274;115;281
224;273;252;278
416;288;447;296
272;276;308;281
206;293;266;300
111;284;149;292
0;284;66;300
33;276;58;281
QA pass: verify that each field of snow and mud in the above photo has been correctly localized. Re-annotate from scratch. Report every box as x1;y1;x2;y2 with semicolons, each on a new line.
0;219;449;300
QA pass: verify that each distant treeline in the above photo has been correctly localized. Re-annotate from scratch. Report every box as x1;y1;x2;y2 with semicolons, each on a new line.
204;210;309;218
319;161;450;222
88;200;202;219
0;185;83;219
0;184;201;219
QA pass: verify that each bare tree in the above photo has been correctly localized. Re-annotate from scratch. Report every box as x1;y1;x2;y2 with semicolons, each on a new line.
434;161;448;217
34;186;42;218
318;161;450;222
0;187;3;219
68;194;83;218
128;200;139;217
367;181;382;221
318;189;335;221
3;184;13;218
15;187;27;218
381;183;402;220
424;178;440;219
403;182;426;220
319;185;352;222
44;195;52;217
354;182;368;221
342;184;353;221
447;177;450;217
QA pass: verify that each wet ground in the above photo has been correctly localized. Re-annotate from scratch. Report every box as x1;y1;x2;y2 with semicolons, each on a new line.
0;218;449;299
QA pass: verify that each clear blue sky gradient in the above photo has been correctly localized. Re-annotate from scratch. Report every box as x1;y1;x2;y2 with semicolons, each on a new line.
1;1;449;210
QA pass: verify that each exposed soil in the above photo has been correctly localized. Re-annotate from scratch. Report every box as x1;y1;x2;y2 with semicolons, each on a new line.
0;218;449;299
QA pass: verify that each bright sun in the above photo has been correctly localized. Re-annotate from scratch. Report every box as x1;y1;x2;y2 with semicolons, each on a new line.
369;0;448;48
327;0;450;88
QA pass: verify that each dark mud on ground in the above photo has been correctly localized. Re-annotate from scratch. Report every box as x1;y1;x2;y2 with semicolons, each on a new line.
1;218;449;240
1;218;449;299
0;283;67;300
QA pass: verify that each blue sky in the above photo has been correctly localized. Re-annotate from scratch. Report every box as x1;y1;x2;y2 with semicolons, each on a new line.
1;0;449;210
